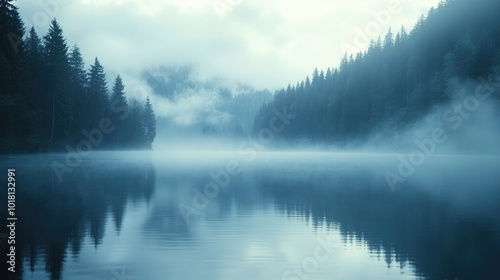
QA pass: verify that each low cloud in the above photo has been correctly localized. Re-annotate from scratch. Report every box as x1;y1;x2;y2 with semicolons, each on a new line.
367;76;500;154
18;0;440;99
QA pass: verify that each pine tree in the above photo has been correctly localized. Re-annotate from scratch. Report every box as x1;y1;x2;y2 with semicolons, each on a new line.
0;0;26;152
111;75;126;106
126;100;145;148
444;34;477;79
68;45;88;138
24;27;44;111
68;45;87;89
143;97;156;149
87;57;109;131
384;28;394;49
0;0;24;69
110;75;128;148
23;27;51;149
43;19;72;148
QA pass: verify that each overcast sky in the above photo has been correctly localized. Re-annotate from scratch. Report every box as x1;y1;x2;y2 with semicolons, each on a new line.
17;0;440;94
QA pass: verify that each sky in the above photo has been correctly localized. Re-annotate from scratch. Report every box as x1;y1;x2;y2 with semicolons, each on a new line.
17;0;441;92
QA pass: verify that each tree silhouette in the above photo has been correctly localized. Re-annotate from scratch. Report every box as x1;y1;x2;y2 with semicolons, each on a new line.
143;96;156;149
0;5;157;153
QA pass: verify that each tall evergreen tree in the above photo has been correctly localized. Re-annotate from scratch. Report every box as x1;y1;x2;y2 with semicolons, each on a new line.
444;34;477;79
110;75;128;148
23;26;51;149
68;45;88;138
126;100;145;148
143;97;156;149
68;45;87;88
111;75;126;105
0;0;26;152
43;19;72;148
0;0;24;69
87;57;108;130
25;27;43;105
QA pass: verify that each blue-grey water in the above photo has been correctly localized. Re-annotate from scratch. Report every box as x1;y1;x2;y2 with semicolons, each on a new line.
1;151;500;280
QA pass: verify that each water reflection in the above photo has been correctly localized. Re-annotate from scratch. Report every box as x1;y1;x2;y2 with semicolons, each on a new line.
0;153;155;280
257;164;500;279
1;152;499;280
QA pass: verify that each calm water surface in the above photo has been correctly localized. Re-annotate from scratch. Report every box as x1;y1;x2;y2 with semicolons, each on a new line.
1;151;499;280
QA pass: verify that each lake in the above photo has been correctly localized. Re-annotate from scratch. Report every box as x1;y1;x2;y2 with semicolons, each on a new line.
1;151;500;280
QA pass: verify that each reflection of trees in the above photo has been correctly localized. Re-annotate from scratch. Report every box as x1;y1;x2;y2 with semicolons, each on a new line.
0;155;155;280
146;168;262;239
141;162;500;280
11;156;497;280
153;163;500;279
256;169;500;280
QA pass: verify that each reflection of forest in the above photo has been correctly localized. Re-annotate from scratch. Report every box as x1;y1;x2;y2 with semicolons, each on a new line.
156;164;500;280
0;155;155;280
2;156;500;280
257;170;500;280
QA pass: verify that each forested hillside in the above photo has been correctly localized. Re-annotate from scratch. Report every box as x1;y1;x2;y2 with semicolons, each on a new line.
253;0;500;145
0;0;156;153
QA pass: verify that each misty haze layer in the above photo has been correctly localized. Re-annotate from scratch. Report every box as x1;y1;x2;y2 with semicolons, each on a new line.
2;151;499;279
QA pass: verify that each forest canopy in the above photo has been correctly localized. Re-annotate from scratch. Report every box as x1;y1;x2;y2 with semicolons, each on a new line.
253;0;500;145
0;0;156;153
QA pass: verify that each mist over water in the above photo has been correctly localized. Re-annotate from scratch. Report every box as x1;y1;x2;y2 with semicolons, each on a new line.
364;78;500;155
3;0;500;279
1;150;499;280
8;78;497;280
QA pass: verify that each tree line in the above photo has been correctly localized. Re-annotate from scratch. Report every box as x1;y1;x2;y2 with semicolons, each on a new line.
0;0;156;153
253;0;500;145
